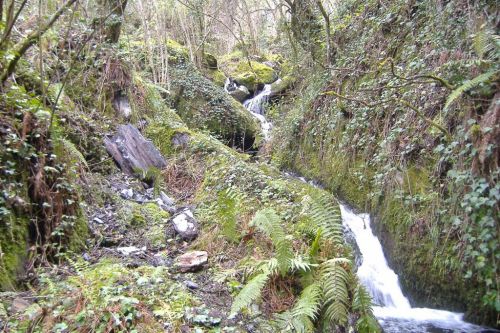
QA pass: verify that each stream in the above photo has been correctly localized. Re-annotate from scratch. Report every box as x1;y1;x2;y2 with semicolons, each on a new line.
230;79;497;333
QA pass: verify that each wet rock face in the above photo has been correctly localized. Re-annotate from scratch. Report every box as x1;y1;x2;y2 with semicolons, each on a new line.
175;251;208;272
105;124;167;176
112;94;132;119
171;209;199;240
229;85;250;102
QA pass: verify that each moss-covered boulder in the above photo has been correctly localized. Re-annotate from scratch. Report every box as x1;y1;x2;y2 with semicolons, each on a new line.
166;39;189;63
169;62;260;150
270;75;296;96
232;61;277;91
203;52;218;69
205;69;227;87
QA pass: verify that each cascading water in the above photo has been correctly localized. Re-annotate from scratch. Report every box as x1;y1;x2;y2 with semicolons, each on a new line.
243;83;276;140
339;204;493;333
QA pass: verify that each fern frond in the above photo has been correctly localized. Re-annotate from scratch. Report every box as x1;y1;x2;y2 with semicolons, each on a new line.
291;282;323;320
352;284;374;314
54;137;88;168
251;209;294;275
217;188;242;242
310;195;343;245
321;258;351;326
290;255;315;272
274;310;315;333
230;271;271;316
444;70;498;111
353;283;380;332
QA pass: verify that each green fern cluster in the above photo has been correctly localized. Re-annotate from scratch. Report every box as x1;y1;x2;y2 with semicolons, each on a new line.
231;198;380;332
251;208;294;275
216;188;243;243
445;29;499;111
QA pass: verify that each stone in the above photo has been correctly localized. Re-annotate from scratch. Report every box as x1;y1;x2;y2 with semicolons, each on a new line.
203;53;218;69
11;297;30;314
172;132;190;148
175;251;208;272
229;85;250;103
105;124;167;176
185;281;199;290
93;217;104;224
171;209;199;240
158;191;177;214
116;246;146;256
120;188;134;200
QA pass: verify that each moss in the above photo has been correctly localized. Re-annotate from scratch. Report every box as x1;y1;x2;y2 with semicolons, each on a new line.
270;75;296;95
166;39;189;63
168;62;260;149
206;69;227;87
232;61;277;91
202;52;218;69
0;216;30;291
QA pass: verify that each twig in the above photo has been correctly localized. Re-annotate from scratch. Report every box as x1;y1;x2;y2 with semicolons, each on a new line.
399;99;451;141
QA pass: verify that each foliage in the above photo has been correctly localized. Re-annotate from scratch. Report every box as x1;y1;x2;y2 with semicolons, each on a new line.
250;208;294;275
216;188;243;242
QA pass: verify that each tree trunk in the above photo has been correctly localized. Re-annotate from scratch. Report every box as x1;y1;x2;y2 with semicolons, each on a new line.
105;0;128;43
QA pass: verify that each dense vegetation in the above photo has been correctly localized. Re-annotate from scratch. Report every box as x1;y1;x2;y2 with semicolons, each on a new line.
0;0;498;332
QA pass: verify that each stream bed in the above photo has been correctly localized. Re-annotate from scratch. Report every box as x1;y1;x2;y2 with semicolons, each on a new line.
234;79;498;333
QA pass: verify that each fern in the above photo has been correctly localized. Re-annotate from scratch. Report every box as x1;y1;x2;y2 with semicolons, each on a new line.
289;255;315;272
291;282;323;320
321;258;351;326
230;270;271;316
473;28;499;60
310;195;343;246
353;284;380;333
54;137;88;168
274;310;315;333
444;69;498;111
217;188;241;242
251;209;294;275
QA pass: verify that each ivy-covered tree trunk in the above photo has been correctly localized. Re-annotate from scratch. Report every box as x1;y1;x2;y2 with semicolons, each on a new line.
98;0;128;43
284;0;322;60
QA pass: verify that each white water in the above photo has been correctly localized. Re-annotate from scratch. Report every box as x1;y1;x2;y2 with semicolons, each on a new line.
339;204;489;333
242;81;281;141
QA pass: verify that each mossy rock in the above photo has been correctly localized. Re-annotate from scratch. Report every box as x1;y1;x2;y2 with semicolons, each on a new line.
270;75;296;96
169;62;260;150
0;216;30;290
203;52;218;69
205;69;227;87
232;61;277;91
166;39;189;63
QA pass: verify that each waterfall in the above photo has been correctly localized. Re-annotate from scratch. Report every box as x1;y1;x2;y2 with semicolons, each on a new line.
339;204;490;333
242;82;280;140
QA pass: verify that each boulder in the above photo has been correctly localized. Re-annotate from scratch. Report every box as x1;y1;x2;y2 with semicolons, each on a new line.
270;75;295;97
170;63;260;150
171;209;199;240
227;61;277;92
229;85;251;102
105;124;167;176
175;251;208;272
203;53;218;69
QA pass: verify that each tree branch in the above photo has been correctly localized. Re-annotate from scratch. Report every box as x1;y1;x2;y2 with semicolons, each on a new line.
1;0;78;84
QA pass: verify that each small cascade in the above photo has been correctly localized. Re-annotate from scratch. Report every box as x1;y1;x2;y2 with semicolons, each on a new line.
339;204;490;333
242;81;280;140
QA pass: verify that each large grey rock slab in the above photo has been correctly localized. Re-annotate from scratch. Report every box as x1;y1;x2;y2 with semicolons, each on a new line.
105;124;167;175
